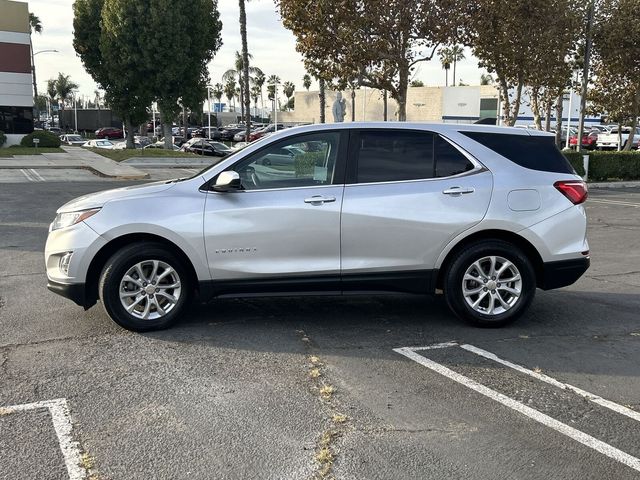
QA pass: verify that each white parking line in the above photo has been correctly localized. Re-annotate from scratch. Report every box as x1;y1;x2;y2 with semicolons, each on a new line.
0;398;87;479
29;168;46;182
589;199;640;208
394;344;640;474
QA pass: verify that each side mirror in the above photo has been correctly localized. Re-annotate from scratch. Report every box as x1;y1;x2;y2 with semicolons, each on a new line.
213;171;241;192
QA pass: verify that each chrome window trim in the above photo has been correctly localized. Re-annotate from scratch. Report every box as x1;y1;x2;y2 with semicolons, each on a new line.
344;166;487;188
206;183;343;195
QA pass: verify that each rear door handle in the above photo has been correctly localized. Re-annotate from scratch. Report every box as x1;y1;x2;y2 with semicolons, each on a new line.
304;195;336;204
442;187;475;196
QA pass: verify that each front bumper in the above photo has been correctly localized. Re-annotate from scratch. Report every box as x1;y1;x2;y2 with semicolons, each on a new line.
540;257;590;290
47;280;90;308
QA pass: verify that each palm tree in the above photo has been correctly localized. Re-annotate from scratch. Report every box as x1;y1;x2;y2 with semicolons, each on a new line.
224;79;236;112
29;13;43;118
55;73;78;131
250;85;261;116
449;45;465;87
254;71;265;119
212;83;224;107
480;73;494;85
302;74;311;91
267;75;280;116
46;78;57;123
438;47;452;87
238;0;251;139
282;81;295;111
223;52;262;129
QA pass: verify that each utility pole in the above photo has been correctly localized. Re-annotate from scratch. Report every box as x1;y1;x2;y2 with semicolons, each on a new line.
576;0;595;153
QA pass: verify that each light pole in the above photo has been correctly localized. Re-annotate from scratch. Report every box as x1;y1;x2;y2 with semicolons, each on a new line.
207;85;212;139
565;69;579;150
72;90;78;133
31;49;58;122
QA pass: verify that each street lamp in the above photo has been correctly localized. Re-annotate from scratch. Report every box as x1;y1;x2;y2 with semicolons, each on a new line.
72;90;78;133
31;49;59;122
206;85;212;139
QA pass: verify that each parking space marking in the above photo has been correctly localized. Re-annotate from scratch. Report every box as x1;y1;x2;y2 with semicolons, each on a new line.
589;199;640;208
29;169;46;182
460;343;640;422
1;398;87;479
394;344;640;473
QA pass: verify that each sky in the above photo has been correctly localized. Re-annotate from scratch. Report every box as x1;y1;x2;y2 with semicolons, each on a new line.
29;0;485;100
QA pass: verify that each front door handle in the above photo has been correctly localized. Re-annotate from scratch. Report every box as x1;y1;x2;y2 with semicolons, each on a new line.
442;187;475;196
304;195;336;204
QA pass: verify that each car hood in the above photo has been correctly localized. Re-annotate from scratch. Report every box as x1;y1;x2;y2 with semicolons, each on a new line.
57;181;177;213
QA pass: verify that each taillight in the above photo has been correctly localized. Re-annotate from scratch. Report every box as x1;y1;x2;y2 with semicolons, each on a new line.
554;180;588;205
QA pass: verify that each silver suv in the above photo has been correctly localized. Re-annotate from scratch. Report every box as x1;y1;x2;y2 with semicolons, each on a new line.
45;123;590;331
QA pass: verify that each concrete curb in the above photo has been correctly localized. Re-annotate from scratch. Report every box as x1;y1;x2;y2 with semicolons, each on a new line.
0;147;149;180
588;181;640;189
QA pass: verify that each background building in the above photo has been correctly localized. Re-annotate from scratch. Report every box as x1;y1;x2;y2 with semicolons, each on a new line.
0;0;34;146
277;85;600;127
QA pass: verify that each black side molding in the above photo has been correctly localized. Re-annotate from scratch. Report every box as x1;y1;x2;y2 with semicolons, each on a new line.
47;280;95;309
540;257;590;290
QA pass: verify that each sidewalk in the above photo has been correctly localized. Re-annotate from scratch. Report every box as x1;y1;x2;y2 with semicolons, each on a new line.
0;146;149;180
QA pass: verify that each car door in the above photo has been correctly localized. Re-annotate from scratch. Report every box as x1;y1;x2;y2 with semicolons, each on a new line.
203;130;347;290
340;129;492;292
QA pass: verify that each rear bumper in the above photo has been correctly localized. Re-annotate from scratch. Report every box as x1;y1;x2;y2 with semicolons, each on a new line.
47;280;91;309
540;257;590;290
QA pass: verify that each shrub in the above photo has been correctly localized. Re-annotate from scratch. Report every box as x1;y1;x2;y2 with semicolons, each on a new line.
20;130;61;148
562;150;640;181
0;130;6;147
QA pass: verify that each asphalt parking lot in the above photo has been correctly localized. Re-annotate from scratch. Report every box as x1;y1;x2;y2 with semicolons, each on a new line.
0;179;639;479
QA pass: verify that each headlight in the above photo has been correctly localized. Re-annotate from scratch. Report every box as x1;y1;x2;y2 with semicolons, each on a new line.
51;208;101;231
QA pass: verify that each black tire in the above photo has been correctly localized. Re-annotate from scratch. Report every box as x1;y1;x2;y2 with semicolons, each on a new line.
99;242;191;331
443;240;536;328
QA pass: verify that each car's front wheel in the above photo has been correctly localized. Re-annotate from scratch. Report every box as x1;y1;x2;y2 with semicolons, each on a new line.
99;243;191;331
443;240;536;327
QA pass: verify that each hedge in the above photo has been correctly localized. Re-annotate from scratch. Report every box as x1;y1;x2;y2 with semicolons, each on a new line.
20;130;61;148
563;150;640;182
0;130;6;147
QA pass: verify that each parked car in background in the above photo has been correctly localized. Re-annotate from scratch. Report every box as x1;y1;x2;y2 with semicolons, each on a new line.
596;126;640;150
59;134;86;146
248;124;285;142
82;139;115;149
46;127;62;136
134;136;152;147
181;139;233;157
95;127;124;139
144;142;181;151
219;126;244;141
45;123;589;331
112;141;143;150
569;130;599;150
192;127;222;140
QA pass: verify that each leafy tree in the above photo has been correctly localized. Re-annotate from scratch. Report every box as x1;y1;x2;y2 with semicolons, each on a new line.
282;81;295;110
302;73;312;91
278;0;460;121
144;0;222;148
465;0;580;128
592;0;640;150
410;80;425;87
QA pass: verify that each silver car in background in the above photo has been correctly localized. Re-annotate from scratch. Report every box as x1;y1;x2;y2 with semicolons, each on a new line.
45;123;589;331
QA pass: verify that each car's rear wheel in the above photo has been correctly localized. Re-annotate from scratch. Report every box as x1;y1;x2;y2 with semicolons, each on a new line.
443;240;536;327
99;242;191;331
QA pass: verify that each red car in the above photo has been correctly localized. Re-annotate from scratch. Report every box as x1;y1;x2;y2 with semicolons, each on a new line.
569;130;598;150
95;127;124;139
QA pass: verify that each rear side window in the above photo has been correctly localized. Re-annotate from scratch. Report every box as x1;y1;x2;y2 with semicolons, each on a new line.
435;136;474;177
461;131;575;174
355;130;434;183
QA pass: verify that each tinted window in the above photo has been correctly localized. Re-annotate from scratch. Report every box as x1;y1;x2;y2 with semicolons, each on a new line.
435;136;474;177
355;131;434;183
231;132;339;190
461;131;575;174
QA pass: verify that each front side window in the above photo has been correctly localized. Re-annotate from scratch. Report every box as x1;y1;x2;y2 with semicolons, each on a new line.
355;130;434;183
231;132;340;190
